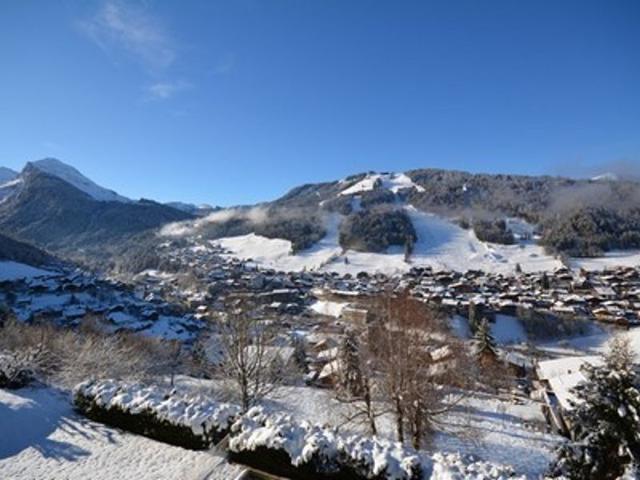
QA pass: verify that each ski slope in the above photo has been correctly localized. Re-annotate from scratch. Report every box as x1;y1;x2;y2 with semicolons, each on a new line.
216;207;563;275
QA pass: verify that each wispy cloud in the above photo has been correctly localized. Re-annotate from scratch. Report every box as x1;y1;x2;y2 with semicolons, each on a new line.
146;80;191;100
214;53;236;75
78;1;176;71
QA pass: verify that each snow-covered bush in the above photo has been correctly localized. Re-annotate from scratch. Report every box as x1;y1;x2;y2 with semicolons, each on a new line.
0;349;38;389
228;407;527;480
74;379;240;449
228;406;423;480
430;453;525;480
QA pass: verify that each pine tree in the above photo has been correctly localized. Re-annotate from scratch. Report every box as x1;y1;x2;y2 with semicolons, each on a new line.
473;318;497;359
338;330;364;398
468;302;479;333
548;336;640;480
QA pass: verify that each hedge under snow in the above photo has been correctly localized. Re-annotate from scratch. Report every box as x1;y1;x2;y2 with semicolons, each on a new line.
74;379;240;449
228;407;523;480
0;350;35;389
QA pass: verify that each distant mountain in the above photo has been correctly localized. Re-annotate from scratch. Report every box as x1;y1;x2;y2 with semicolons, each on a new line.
0;167;18;185
165;201;218;216
28;158;130;202
2;158;639;274
163;169;640;260
0;160;193;262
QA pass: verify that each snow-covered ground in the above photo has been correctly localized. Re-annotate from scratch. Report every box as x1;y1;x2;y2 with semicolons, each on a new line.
1;378;560;479
569;250;640;271
174;377;560;478
216;207;563;275
0;261;57;281
540;326;640;362
0;387;243;480
491;315;528;344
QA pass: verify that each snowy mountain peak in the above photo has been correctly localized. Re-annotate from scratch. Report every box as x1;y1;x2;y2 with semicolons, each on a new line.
339;172;425;196
28;158;130;203
0;167;18;185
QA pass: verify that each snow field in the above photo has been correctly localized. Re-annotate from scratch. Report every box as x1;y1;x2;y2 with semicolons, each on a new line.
216;207;564;276
0;387;243;480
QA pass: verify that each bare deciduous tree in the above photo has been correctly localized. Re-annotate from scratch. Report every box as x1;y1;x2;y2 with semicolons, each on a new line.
372;291;471;448
217;298;286;412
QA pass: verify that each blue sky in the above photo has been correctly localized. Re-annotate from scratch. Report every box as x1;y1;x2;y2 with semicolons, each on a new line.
1;0;638;206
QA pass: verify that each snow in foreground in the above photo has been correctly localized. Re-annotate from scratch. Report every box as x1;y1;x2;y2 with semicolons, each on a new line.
176;377;561;477
0;387;243;480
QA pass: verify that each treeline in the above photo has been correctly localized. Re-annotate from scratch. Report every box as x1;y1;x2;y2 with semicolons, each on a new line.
339;207;416;253
471;219;515;245
540;206;640;257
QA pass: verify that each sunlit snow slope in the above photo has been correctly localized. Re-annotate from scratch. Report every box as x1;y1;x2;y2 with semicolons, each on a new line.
216;207;563;275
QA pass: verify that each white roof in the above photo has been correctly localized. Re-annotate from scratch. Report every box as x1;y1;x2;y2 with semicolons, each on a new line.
548;371;587;410
318;358;342;379
537;355;602;381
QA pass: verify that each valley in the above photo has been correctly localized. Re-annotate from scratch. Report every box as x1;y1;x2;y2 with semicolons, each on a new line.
1;160;640;479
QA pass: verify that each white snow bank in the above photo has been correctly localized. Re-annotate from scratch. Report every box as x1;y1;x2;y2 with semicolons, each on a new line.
230;406;422;480
430;452;525;479
0;387;242;480
74;380;240;437
229;407;528;479
0;261;56;281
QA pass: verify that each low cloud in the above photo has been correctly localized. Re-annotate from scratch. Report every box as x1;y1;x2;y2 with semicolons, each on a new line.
160;207;269;237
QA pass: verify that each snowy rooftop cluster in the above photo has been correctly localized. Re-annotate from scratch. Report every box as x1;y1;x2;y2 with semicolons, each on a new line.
74;379;240;436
